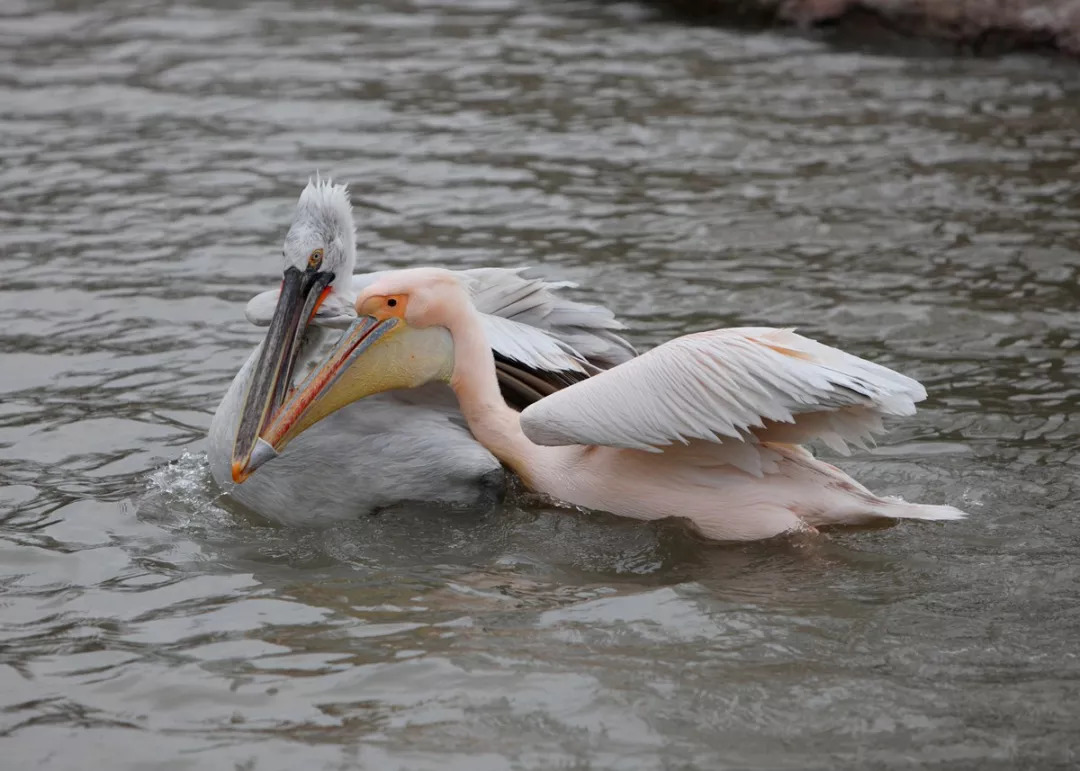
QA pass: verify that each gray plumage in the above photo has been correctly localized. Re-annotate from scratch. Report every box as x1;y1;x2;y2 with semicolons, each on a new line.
209;266;635;525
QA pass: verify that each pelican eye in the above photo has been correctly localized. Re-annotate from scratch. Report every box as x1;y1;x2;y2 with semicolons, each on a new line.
387;298;398;307
307;249;324;269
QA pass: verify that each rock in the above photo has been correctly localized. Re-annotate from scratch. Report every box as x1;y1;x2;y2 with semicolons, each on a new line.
653;0;1080;56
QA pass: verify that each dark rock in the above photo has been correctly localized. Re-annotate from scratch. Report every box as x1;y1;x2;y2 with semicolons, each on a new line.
650;0;1080;56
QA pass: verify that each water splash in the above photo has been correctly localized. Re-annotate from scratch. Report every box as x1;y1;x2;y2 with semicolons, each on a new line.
140;451;247;534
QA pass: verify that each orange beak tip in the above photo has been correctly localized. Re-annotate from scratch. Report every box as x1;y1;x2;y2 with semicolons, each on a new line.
230;461;250;484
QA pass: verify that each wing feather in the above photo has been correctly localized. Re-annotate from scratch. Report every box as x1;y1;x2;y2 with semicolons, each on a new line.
458;267;635;372
519;328;926;456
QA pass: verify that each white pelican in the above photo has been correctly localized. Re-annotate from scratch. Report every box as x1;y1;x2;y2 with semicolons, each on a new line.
208;181;634;525
242;268;967;542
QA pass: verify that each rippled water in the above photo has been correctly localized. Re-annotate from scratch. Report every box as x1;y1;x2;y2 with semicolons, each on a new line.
2;1;1079;768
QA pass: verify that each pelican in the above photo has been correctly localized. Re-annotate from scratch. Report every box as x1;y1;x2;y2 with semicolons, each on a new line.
241;268;967;542
208;180;634;525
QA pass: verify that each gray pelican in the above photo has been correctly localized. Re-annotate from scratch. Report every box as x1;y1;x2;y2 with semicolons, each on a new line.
243;268;966;542
208;180;634;525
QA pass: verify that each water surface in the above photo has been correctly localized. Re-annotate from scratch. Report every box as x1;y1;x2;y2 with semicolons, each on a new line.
2;1;1079;768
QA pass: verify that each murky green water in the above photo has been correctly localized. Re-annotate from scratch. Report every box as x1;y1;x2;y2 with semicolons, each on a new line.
2;1;1079;768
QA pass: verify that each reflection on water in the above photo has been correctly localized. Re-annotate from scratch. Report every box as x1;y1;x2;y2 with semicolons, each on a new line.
1;1;1079;768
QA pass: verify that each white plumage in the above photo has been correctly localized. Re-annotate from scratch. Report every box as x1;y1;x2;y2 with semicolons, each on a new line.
521;327;924;459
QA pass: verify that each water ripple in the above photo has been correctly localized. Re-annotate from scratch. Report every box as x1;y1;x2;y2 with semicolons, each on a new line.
1;1;1079;768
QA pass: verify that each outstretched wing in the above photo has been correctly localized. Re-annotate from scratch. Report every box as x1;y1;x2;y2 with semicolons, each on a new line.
519;327;926;456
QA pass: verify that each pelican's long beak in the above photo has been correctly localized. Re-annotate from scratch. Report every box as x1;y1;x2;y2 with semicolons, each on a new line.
236;315;455;481
230;265;334;482
234;315;398;481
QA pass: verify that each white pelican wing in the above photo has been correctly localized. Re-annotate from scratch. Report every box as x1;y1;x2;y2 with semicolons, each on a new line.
245;268;634;375
519;327;926;455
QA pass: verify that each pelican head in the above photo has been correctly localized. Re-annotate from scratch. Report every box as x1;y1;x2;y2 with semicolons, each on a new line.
230;177;359;482
238;268;464;480
282;177;357;281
